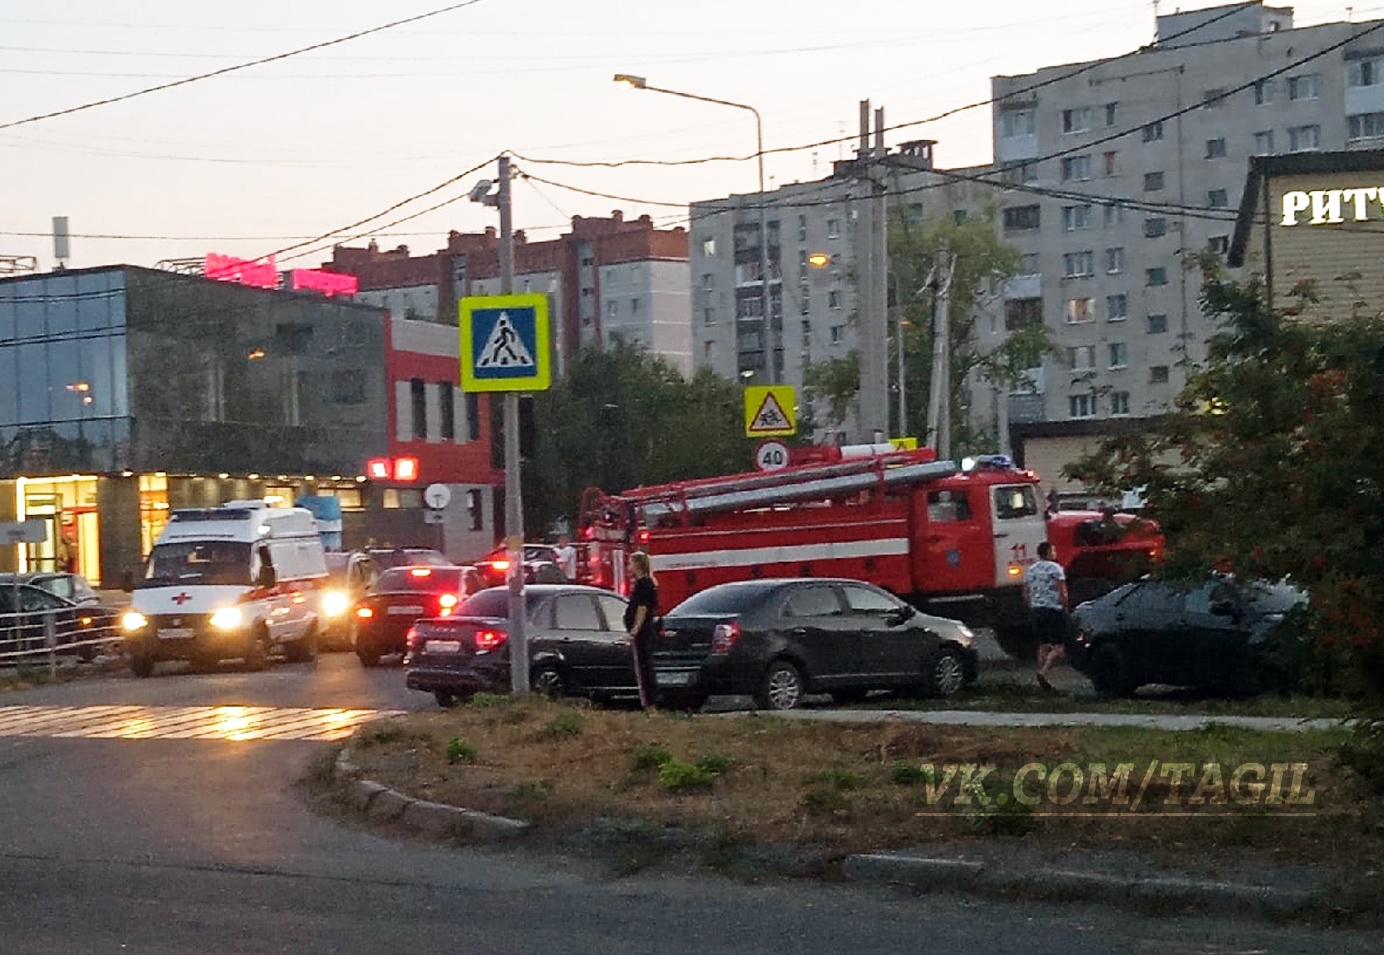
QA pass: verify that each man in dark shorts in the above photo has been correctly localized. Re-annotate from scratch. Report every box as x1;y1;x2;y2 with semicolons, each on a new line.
1023;541;1069;690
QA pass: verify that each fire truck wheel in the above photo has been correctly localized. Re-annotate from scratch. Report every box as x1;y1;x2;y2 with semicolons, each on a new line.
924;648;968;698
755;659;806;711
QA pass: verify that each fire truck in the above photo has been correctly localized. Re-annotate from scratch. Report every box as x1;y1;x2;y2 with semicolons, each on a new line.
576;446;1162;657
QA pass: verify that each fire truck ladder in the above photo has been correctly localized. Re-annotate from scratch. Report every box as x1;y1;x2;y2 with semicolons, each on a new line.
624;453;960;523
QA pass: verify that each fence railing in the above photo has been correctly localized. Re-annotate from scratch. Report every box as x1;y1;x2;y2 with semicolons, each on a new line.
0;609;121;676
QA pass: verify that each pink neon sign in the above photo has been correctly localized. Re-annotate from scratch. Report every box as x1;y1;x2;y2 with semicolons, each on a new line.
291;269;358;297
204;252;278;289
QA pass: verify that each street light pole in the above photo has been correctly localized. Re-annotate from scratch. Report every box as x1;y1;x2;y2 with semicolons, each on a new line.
613;75;775;383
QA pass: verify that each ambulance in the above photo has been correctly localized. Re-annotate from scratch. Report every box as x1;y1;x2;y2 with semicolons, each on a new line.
121;501;329;676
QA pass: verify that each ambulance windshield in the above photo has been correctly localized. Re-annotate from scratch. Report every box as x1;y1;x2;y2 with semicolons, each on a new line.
142;541;253;588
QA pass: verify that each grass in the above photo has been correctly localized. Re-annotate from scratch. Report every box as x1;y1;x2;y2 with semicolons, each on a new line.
340;697;1380;871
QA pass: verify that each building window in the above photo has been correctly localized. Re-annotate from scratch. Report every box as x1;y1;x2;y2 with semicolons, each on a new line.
1253;130;1275;155
830;325;844;343
1000;108;1035;137
466;392;480;440
1143;171;1165;191
1202;88;1227;109
1060;155;1091;182
1288;124;1321;152
410;377;426;441
1002;162;1037;185
1105;102;1118;126
1141;121;1164;142
1107;293;1128;320
1150;365;1170;384
703;340;717;363
1110;391;1131;415
703;308;716;325
1348;111;1384;141
1207;235;1230;254
1254;79;1275;105
1005;297;1043;330
1062;107;1091;133
1287;74;1320;101
1146;267;1168;286
1069;393;1096;418
1002;205;1041;231
1062;251;1094;277
1062;204;1092;231
1018;253;1040;275
1065;298;1095;324
701;272;714;289
1104;204;1125;227
1147;313;1168;334
701;237;716;256
1205;137;1227;159
607;301;618;318
1102;150;1119;176
799;286;810;315
630;297;641;314
1348;58;1383;88
1105;247;1125;274
466;489;483;531
1207;188;1229;208
828;290;842;310
953;210;968;224
798;215;808;241
826;218;841;239
439;381;455;441
1143;217;1167;238
1108;342;1128;369
1069;345;1095;370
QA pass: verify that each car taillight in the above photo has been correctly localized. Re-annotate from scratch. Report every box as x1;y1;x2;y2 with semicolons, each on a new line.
710;621;741;654
473;628;507;652
489;559;511;573
356;607;374;619
405;626;419;650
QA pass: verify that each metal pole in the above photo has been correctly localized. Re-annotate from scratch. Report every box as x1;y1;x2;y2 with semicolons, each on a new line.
755;115;775;384
857;103;890;441
498;155;529;698
926;251;957;460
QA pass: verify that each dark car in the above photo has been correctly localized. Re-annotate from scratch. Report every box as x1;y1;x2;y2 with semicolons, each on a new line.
475;544;563;587
364;547;453;570
404;584;636;708
653;578;978;711
352;564;486;667
0;579;118;663
14;571;105;608
1069;576;1309;697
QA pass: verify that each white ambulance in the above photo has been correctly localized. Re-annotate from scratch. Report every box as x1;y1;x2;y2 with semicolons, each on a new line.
121;501;329;677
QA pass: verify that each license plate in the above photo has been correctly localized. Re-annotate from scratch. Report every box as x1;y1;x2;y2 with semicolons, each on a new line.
158;628;193;639
426;639;461;654
655;671;693;687
388;606;424;615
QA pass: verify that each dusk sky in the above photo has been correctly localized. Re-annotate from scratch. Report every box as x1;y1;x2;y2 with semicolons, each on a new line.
1;0;1375;270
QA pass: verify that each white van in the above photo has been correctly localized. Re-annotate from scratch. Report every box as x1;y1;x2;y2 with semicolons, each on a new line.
121;501;329;677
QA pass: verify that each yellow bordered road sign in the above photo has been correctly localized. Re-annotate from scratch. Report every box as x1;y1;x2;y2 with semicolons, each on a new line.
744;385;796;437
459;293;551;393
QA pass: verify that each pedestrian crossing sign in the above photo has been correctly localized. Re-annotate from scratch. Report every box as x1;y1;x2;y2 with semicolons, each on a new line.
459;293;551;393
743;385;796;437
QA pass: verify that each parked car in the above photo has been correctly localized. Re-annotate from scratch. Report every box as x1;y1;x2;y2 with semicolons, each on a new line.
404;584;637;708
320;552;383;650
1069;576;1309;697
653;578;978;711
352;565;486;667
0;578;119;662
475;544;563;587
14;571;104;608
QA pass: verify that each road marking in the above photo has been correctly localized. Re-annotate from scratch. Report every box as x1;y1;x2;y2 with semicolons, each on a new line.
0;705;403;741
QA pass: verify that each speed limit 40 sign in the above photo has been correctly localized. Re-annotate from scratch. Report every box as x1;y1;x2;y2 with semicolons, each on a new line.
754;439;790;472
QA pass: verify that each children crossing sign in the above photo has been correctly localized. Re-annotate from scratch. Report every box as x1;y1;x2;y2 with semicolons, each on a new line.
459;293;551;393
743;385;796;437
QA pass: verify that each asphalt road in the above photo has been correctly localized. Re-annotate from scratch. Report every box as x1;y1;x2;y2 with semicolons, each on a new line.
0;653;1379;953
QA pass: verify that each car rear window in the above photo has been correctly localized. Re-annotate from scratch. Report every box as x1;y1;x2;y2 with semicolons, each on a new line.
670;584;775;615
375;567;463;592
457;587;551;619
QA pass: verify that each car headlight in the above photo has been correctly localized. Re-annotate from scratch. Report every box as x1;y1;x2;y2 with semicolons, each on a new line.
121;611;148;632
209;607;244;630
321;590;351;618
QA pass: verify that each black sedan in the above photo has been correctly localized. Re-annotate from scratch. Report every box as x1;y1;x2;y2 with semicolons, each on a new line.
352;565;486;667
1070;576;1309;697
653;578;978;711
404;584;636;707
0;580;119;663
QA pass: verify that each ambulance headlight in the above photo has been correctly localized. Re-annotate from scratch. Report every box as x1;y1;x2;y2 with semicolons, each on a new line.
121;611;148;632
321;590;351;618
209;607;244;630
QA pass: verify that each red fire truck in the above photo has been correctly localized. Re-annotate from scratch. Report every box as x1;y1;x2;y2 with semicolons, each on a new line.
576;447;1161;656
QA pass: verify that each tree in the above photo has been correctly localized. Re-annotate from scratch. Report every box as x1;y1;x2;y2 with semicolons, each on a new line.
1066;273;1384;789
525;341;753;534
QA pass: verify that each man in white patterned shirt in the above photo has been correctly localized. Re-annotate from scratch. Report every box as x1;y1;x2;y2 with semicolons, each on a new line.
1023;541;1069;690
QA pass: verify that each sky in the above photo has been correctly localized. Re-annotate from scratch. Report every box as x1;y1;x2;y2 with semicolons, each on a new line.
1;0;1378;272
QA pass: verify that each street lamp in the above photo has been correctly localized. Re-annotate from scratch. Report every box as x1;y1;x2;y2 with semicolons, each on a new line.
613;73;775;383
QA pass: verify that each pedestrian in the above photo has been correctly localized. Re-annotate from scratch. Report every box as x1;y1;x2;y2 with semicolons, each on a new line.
623;550;659;712
1024;541;1069;691
553;534;578;581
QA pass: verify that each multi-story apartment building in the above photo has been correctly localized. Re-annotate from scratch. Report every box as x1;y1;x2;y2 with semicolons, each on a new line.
984;0;1383;482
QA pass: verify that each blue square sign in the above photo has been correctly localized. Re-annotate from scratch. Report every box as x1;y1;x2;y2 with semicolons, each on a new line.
459;293;551;393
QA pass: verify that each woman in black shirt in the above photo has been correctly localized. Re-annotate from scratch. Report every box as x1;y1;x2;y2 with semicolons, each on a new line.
623;551;659;712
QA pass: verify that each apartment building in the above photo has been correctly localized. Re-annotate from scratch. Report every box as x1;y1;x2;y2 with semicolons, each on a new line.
985;1;1384;480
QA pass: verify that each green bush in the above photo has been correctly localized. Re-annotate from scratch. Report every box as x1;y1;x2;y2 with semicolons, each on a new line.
889;761;934;786
694;752;732;776
659;758;718;792
803;768;861;790
968;800;1037;837
630;742;673;772
470;692;511;708
541;710;583;739
798;786;851;814
446;737;476;764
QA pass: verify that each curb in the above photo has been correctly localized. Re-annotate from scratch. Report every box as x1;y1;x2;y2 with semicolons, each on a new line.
333;747;531;843
842;852;1322;919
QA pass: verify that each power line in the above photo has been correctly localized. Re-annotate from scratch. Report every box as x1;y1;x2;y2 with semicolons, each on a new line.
0;0;489;131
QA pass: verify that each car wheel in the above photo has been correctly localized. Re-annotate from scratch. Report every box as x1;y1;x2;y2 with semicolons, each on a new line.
130;653;155;678
356;645;381;668
923;647;968;698
531;666;565;700
754;659;806;711
1089;643;1137;697
284;623;319;664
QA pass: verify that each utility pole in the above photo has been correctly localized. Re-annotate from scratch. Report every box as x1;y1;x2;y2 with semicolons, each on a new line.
926;248;957;460
856;101;890;442
497;154;529;697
